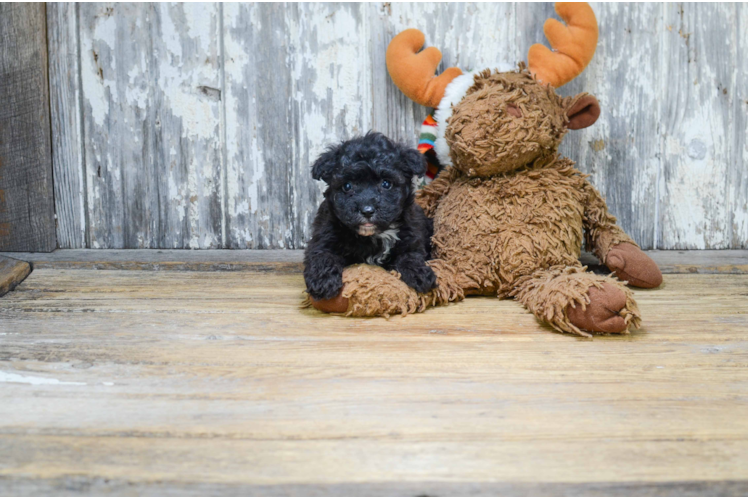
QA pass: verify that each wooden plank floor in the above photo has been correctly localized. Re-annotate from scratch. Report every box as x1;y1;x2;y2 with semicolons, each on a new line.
1;259;747;495
0;257;30;297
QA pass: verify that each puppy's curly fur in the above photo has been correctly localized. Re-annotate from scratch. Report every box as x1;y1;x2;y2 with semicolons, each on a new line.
304;132;436;301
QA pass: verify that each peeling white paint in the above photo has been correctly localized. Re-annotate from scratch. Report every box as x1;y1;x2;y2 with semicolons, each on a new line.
54;3;747;250
156;4;220;142
80;17;116;127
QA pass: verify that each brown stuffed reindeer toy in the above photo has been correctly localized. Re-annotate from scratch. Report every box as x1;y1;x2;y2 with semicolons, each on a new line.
310;2;662;336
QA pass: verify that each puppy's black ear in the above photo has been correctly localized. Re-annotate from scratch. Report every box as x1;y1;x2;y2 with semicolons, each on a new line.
311;147;339;183
398;146;427;178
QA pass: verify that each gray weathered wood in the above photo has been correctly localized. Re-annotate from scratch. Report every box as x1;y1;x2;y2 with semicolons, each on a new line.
731;4;748;248
0;249;305;273
47;3;748;250
48;3;87;249
2;249;747;275
0;3;56;252
557;3;662;250
367;3;520;143
222;3;294;250
658;4;740;249
222;3;368;249
77;3;223;249
2;478;747;497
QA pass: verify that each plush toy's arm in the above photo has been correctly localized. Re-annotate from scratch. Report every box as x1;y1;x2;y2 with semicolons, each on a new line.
582;179;662;288
581;180;633;261
415;166;459;217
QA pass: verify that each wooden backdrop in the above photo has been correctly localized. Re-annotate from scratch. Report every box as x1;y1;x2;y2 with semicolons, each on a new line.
0;3;56;252
47;2;748;250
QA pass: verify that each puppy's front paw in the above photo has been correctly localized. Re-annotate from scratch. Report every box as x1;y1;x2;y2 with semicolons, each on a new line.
398;264;437;294
306;274;344;301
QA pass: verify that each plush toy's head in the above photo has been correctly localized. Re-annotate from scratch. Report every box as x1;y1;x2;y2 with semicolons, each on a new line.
446;67;600;177
387;2;601;177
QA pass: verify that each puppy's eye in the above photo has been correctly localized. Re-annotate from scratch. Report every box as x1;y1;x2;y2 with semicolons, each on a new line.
342;183;353;193
381;180;392;190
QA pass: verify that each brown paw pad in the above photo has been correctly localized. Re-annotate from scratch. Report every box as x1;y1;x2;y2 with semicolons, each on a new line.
566;284;629;334
310;294;349;314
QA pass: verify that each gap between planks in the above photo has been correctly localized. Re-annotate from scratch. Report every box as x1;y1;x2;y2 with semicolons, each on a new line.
1;249;748;274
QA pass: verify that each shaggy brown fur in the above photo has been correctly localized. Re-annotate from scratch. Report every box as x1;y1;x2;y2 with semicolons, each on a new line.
447;69;569;177
311;67;662;336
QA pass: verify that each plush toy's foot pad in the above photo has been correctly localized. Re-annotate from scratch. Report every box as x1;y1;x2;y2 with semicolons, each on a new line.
566;283;635;334
310;294;349;314
515;266;642;337
606;242;663;289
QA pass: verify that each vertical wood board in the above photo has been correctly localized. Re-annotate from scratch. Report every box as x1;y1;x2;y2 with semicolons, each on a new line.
48;3;87;249
77;3;222;249
0;3;56;252
223;3;367;249
730;3;748;248
555;3;662;250
658;3;739;249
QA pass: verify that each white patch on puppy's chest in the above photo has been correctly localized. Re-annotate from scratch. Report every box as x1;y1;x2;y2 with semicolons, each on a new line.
365;225;400;265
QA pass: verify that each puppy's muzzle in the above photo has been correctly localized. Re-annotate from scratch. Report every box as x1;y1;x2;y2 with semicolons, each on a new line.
358;222;377;236
357;205;377;236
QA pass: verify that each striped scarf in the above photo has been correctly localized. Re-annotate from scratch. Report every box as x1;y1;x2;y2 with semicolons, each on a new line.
417;114;443;186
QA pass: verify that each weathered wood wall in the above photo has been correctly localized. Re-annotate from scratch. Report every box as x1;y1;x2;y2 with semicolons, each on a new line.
0;3;56;252
48;2;748;250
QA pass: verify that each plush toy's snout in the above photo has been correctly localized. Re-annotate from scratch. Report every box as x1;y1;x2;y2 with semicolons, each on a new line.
506;103;522;118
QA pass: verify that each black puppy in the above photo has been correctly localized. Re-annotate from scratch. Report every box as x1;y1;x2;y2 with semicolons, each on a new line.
304;132;437;301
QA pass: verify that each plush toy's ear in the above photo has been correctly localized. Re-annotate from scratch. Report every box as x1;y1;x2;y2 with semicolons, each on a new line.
566;93;600;130
398;146;427;178
311;147;339;183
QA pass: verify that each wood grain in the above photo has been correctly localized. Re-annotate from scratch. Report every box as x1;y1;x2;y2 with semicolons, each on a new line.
222;3;296;250
47;3;748;250
0;256;30;297
2;249;748;275
558;3;662;250
0;268;747;494
222;3;368;249
3;477;747;497
658;4;742;249
0;3;56;252
77;3;223;249
48;3;87;249
731;4;748;248
367;3;520;143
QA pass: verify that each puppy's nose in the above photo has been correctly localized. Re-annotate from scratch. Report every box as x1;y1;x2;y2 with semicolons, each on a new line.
360;205;375;218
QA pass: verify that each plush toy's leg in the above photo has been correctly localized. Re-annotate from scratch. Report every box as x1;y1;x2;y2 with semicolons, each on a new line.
308;259;470;317
307;264;421;317
343;264;425;317
513;266;641;337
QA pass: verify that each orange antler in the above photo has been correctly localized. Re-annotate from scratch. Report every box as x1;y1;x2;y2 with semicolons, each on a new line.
386;29;463;108
528;2;598;88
